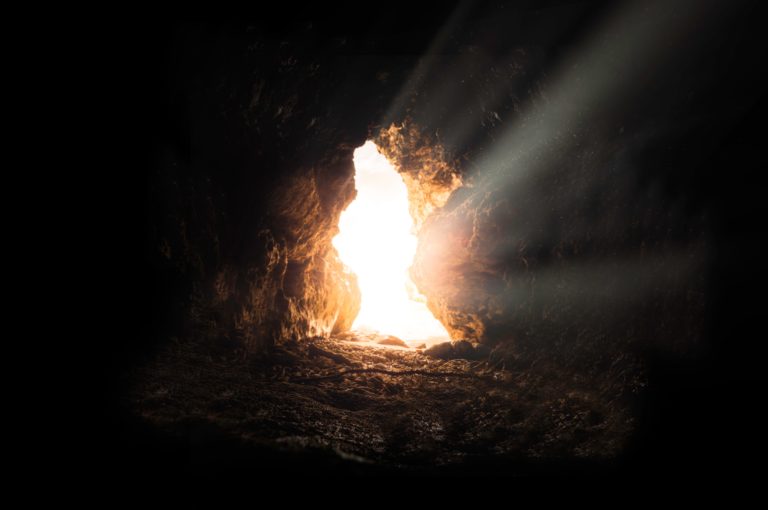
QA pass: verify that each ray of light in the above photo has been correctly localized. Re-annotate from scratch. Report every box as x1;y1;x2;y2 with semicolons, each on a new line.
380;0;474;128
465;0;725;193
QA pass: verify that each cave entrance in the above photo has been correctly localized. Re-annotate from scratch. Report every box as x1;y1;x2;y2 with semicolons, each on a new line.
333;141;449;347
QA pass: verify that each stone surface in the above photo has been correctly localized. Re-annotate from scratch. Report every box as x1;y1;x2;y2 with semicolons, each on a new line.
377;336;409;347
146;25;418;354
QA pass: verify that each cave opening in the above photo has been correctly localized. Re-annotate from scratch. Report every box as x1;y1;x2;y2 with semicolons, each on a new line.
332;141;449;347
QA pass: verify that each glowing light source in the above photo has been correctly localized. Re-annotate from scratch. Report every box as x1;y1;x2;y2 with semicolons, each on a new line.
333;141;450;346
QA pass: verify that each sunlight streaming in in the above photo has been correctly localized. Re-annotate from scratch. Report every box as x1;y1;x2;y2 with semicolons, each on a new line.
333;141;449;346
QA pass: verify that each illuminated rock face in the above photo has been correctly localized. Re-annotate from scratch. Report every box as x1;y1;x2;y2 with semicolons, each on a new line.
147;29;412;354
158;146;363;354
375;123;495;344
267;161;362;341
389;114;709;367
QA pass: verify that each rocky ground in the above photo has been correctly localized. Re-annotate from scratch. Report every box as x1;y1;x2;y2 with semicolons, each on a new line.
130;333;639;474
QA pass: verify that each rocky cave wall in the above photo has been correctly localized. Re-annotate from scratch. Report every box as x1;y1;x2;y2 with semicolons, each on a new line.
148;4;740;374
369;7;721;370
147;23;422;354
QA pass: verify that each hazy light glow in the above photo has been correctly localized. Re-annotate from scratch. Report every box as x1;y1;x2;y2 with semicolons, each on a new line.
333;142;449;345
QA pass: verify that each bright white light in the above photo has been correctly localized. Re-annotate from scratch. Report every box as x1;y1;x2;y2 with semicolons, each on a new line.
333;141;450;346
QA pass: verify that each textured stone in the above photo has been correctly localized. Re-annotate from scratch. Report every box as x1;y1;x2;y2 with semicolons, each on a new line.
146;26;414;354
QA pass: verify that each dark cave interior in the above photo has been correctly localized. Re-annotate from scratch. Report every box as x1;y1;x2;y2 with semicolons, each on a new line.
99;0;765;483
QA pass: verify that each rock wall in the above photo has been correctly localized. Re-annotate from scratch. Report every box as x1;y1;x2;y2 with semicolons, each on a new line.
147;23;416;354
145;2;753;373
375;108;706;365
369;7;721;369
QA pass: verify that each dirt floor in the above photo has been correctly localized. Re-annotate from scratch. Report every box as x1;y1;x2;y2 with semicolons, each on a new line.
130;333;638;474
